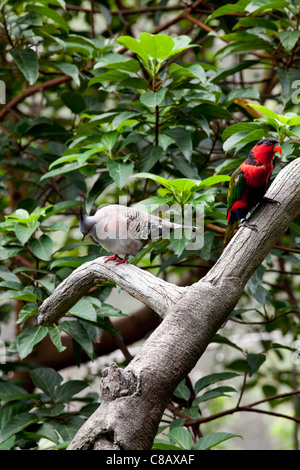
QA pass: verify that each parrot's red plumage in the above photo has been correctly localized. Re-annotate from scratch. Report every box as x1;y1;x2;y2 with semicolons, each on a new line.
224;138;282;245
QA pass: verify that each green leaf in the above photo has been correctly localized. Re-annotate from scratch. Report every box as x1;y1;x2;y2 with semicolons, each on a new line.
247;269;271;304
53;380;88;403
287;116;300;126
195;432;242;450
106;160;134;189
173;381;191;401
50;416;85;443
30;367;62;400
61;321;94;359
0;435;15;450
0;289;37;302
15;221;40;245
119;77;149;91
165;127;192;161
248;104;279;120
170;230;191;257
29;235;53;261
116;36;149;64
277;67;300;106
69;299;97;322
0;280;23;292
101;130;118;150
168;63;206;82
247;353;266;376
211;333;243;352
86;171;113;213
222;122;261;140
224;87;260;105
167;427;193;450
138;146;163;172
207;0;250;21
17;326;48;359
198;231;214;262
94;54;140;73
194;386;236;404
0;412;38;445
48;325;67;353
34;423;60;445
246;0;289;14
112;111;139;130
195;372;239;395
55;62;80;86
211;60;258;83
61;91;86;114
25;4;69;32
10;49;39;86
223;129;266;153
0;266;21;284
234;17;278;31
170;35;195;56
152;439;182;450
198;175;231;189
17;303;38;324
192;103;233;121
139;32;174;60
278;31;300;53
0;381;36;406
45;200;78;217
0;246;25;261
89;70;130;86
50;256;93;270
140;88;167;107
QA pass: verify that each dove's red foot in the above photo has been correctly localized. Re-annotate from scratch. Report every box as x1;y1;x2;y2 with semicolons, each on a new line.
104;254;122;263
115;255;129;265
104;254;129;265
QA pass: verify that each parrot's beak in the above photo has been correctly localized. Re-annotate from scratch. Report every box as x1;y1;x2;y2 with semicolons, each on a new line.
274;145;282;156
82;234;86;241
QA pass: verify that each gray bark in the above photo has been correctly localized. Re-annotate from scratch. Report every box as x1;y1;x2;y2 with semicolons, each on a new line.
38;158;300;450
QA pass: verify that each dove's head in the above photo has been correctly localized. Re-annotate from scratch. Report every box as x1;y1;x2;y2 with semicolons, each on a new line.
79;207;95;241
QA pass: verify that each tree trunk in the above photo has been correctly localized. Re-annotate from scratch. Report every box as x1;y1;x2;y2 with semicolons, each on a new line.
38;158;300;450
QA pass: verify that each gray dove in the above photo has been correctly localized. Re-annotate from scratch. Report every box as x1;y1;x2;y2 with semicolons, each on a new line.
79;204;196;265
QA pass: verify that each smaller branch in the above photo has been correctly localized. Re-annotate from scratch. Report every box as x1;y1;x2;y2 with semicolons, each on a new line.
38;257;186;326
90;0;95;38
155;105;159;147
1;7;15;48
236;368;248;408
151;0;206;34
186;390;300;426
206;224;300;254
48;2;188;16
230;310;298;325
0;75;72;121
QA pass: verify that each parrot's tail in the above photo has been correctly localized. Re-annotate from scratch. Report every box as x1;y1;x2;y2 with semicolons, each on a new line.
224;219;238;245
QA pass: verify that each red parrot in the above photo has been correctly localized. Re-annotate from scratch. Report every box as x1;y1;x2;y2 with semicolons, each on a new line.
224;137;282;245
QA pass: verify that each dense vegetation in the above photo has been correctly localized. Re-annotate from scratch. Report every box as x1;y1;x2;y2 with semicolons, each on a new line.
0;0;299;450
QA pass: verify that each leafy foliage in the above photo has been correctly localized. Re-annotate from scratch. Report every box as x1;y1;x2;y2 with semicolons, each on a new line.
0;0;299;450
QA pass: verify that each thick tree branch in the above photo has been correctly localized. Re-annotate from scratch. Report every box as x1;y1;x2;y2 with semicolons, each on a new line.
38;261;185;325
38;158;299;450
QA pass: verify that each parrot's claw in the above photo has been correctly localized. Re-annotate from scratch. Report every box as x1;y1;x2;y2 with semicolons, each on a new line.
263;196;281;205
240;219;258;231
